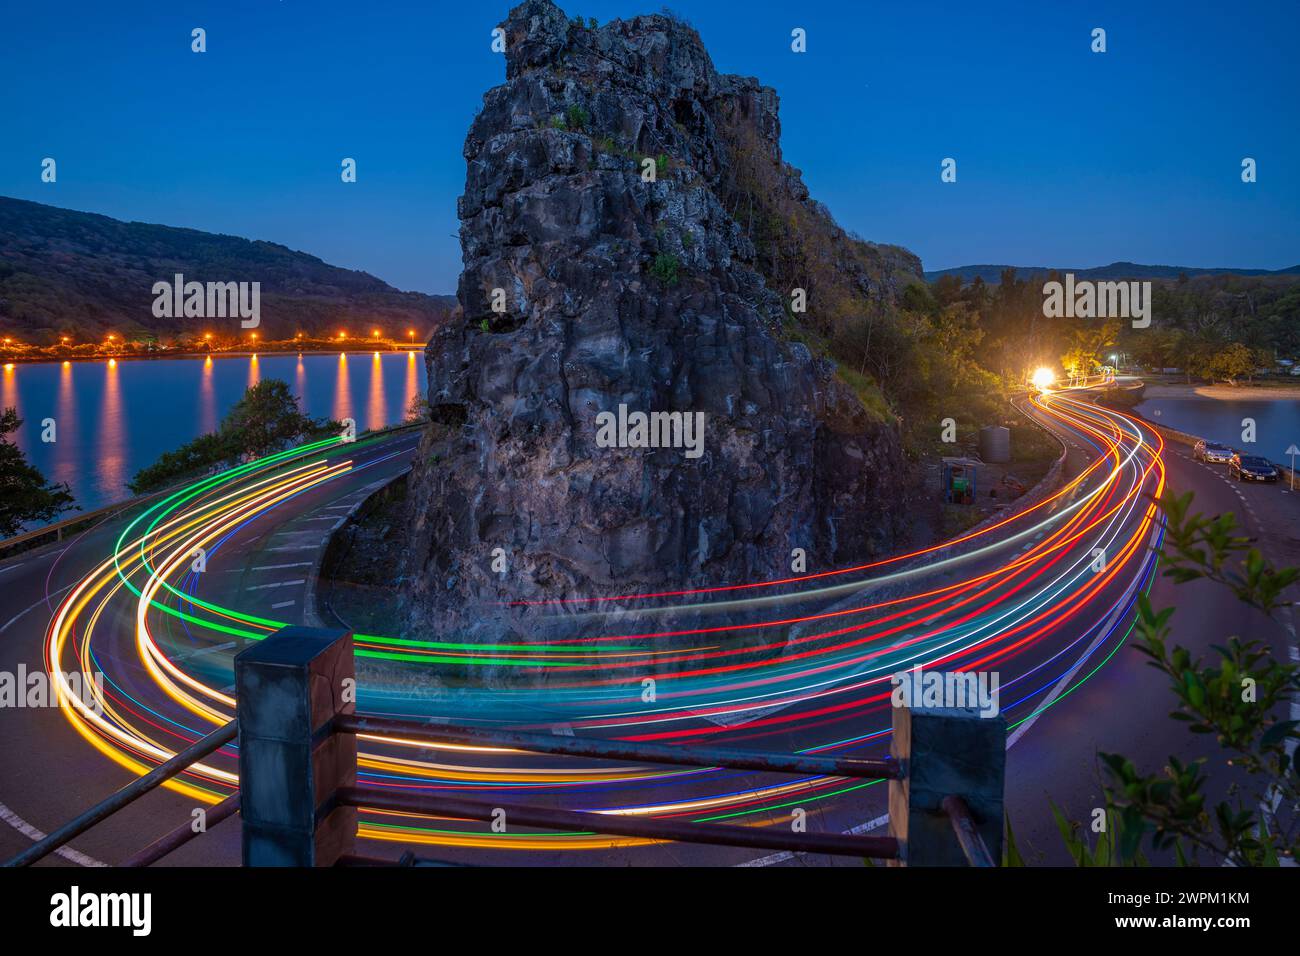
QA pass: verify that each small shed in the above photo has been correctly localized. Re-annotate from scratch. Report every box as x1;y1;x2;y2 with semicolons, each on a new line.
942;457;981;505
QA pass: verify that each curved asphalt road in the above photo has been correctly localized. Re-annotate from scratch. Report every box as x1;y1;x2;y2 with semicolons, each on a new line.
0;396;1294;867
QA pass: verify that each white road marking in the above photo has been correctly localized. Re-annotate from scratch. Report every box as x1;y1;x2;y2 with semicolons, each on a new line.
0;582;106;867
173;641;238;661
246;579;305;591
739;812;891;867
271;600;296;609
700;701;790;728
251;562;312;571
1;583;76;634
0;800;107;867
0;580;113;868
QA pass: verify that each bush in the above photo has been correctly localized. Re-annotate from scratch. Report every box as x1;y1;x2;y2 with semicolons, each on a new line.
128;379;338;494
650;253;680;286
1046;491;1300;866
566;104;590;131
0;407;76;536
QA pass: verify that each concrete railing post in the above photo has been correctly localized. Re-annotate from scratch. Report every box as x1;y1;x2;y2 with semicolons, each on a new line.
888;701;1005;866
235;626;357;866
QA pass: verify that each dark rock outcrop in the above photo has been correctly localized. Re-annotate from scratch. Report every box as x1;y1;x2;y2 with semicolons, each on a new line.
402;0;919;641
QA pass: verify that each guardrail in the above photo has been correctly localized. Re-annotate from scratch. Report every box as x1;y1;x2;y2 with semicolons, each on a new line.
2;721;238;868
4;625;1007;868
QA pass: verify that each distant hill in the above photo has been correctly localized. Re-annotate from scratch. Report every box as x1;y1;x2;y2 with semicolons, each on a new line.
0;196;457;343
924;261;1300;284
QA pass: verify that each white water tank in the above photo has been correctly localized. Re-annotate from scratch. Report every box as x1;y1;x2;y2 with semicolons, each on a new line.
979;425;1010;463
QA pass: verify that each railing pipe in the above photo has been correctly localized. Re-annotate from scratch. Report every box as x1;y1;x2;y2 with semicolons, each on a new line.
941;794;996;867
3;720;237;868
336;713;898;780
338;786;900;859
118;793;241;868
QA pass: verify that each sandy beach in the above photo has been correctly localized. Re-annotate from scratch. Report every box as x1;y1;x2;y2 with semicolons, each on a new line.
1139;381;1300;401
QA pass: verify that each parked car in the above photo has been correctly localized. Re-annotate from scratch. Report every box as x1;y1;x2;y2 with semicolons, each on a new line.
1229;453;1279;482
1194;440;1234;464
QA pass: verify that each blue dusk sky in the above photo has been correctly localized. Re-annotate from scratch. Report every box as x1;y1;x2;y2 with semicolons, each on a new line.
2;0;1296;293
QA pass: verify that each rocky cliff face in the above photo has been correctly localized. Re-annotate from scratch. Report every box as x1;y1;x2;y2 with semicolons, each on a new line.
401;0;920;641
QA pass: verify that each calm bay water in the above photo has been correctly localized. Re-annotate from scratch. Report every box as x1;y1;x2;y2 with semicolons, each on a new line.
1;351;426;515
1137;396;1300;462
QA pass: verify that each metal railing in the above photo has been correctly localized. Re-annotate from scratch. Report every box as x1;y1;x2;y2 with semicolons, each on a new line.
234;626;1004;866
3;721;238;868
337;713;902;861
4;625;1007;868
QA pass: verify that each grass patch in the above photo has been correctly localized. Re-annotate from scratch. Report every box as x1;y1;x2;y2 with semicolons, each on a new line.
566;104;590;130
834;365;894;424
650;252;680;286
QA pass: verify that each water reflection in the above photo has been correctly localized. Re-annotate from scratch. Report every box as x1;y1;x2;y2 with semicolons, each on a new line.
1;351;426;519
98;358;128;494
1;364;16;416
200;356;216;434
403;351;419;422
53;361;77;490
334;353;351;424
367;353;385;432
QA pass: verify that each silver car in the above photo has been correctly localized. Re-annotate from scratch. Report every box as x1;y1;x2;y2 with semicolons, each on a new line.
1194;440;1234;464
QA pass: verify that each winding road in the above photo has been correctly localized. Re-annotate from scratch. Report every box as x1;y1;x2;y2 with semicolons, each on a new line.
1;386;1295;866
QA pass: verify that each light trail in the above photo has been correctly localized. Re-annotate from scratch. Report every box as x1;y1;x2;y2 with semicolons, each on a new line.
41;387;1168;853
